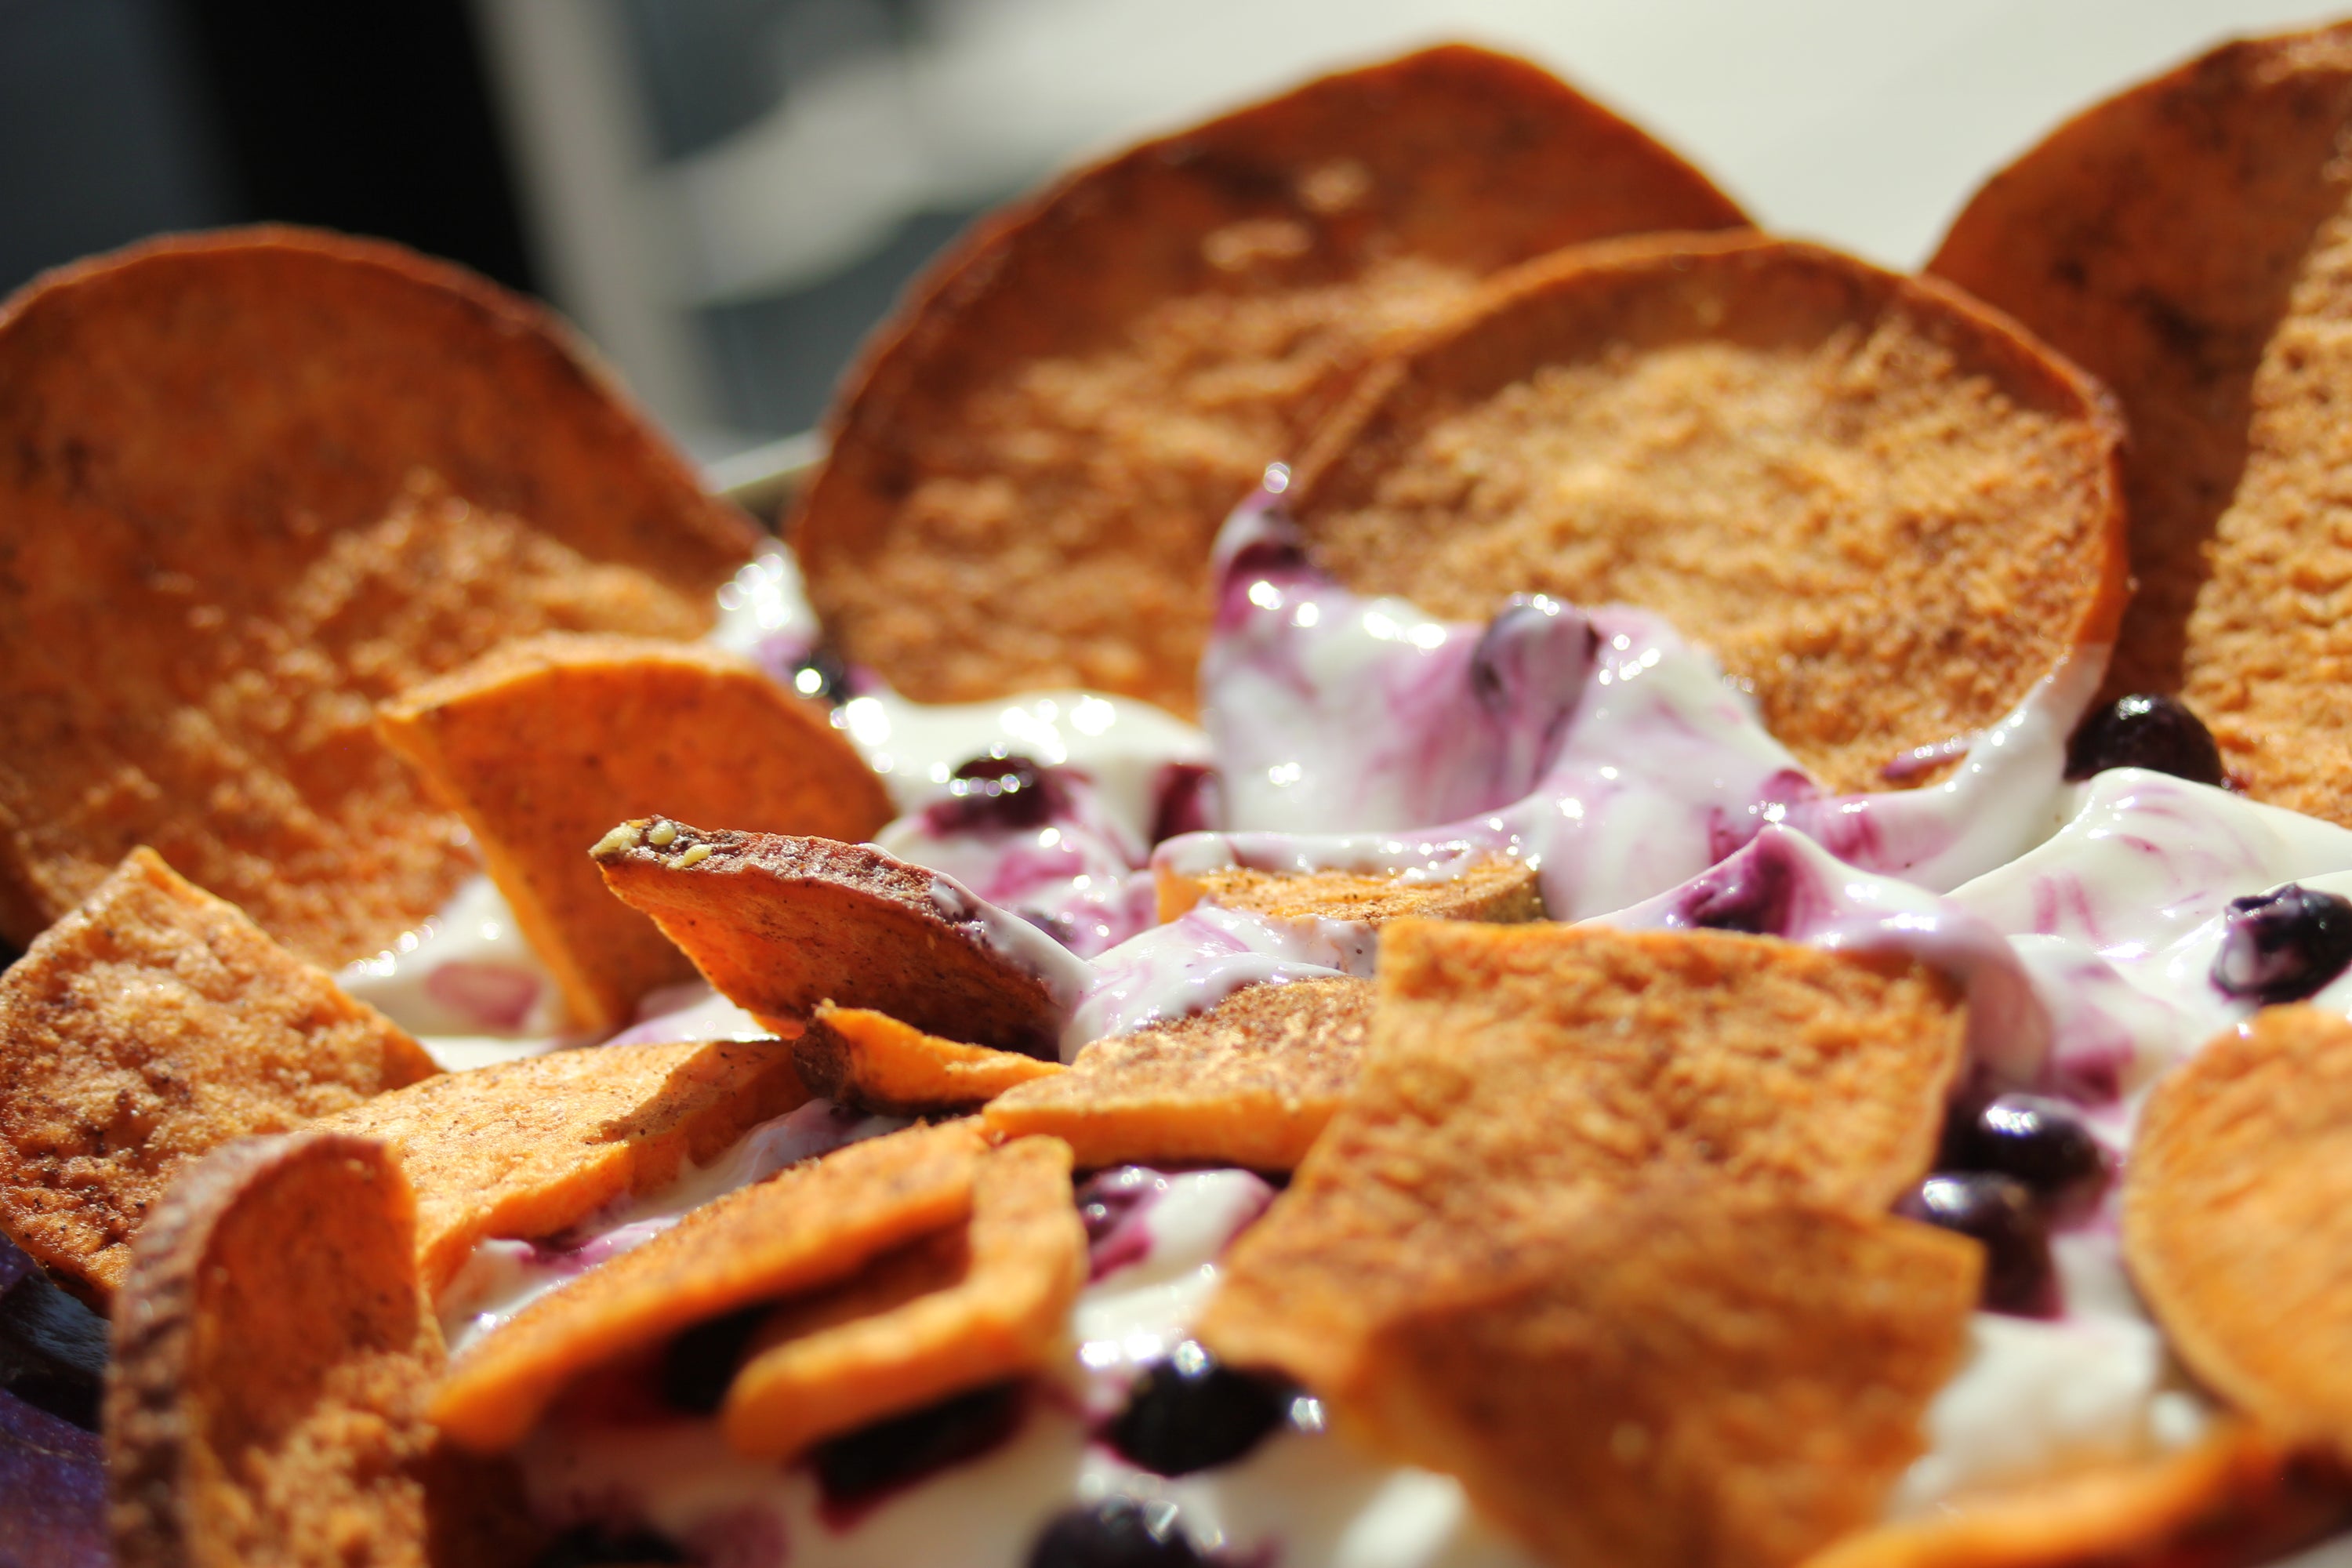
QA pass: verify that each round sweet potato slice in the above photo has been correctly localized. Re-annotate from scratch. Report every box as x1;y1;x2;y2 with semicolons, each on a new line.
793;43;1748;717
1289;233;2128;793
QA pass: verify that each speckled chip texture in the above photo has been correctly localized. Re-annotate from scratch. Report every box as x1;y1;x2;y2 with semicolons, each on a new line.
1290;231;2127;795
1157;855;1543;927
1930;20;2352;825
430;1121;984;1454
0;227;760;966
0;848;437;1309
793;45;1748;717
2125;1007;2352;1457
984;976;1373;1171
376;635;893;1031
795;1004;1062;1116
596;826;1074;1057
318;1037;807;1295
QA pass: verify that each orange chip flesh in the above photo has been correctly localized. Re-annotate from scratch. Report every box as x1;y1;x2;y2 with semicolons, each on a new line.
430;1120;985;1454
1155;855;1544;927
1289;231;2127;794
376;634;892;1030
596;826;1072;1056
0;848;437;1308
983;976;1372;1171
795;45;1747;717
2125;1007;2352;1457
1197;920;1965;1393
0;227;760;964
720;1134;1085;1460
319;1036;807;1295
1929;21;2352;825
796;1004;1063;1116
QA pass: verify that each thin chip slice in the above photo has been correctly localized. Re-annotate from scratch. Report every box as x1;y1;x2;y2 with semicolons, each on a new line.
984;977;1372;1171
720;1135;1084;1459
795;1004;1062;1116
431;1121;982;1454
106;1131;538;1568
1289;231;2127;794
1197;919;1965;1392
795;45;1747;716
377;634;892;1030
1346;1184;1978;1568
0;227;761;964
596;826;1079;1056
1155;855;1543;926
2125;1007;2352;1456
0;848;437;1308
320;1036;807;1294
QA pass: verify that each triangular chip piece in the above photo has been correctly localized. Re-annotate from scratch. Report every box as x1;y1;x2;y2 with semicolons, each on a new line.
0;848;437;1308
1289;231;2126;793
984;976;1371;1171
0;227;760;964
377;634;892;1030
1156;855;1542;926
795;1004;1062;1116
794;45;1747;716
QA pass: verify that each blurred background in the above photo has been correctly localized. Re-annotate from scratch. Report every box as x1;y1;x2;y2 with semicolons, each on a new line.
0;0;2326;466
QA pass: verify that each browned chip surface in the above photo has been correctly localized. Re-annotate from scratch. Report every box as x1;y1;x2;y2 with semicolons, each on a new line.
1348;1186;1978;1568
431;1120;982;1454
1158;855;1543;926
0;227;761;964
795;45;1747;716
377;635;891;1030
795;1004;1062;1116
984;976;1372;1171
1930;22;2352;823
2125;1007;2352;1456
597;826;1073;1055
721;1134;1085;1458
0;848;436;1308
1290;231;2126;794
320;1036;806;1294
1198;919;1964;1391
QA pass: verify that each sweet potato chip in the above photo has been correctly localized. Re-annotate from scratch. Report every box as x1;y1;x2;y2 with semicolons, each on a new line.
0;848;436;1308
377;634;891;1031
1155;855;1543;926
794;45;1747;717
795;1004;1062;1116
983;976;1371;1171
595;826;1078;1055
1288;231;2127;793
431;1121;983;1453
720;1134;1084;1459
320;1037;806;1294
2126;1007;2352;1457
1197;920;1965;1392
0;227;761;964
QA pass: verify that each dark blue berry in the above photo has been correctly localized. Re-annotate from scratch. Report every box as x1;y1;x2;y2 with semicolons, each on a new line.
659;1304;768;1415
1108;1341;1293;1475
533;1525;689;1566
1468;597;1592;717
1076;1167;1156;1247
789;645;855;705
0;1265;108;1432
1682;855;1795;937
927;752;1062;833
1224;536;1312;588
2212;884;2352;1004
1896;1173;2054;1316
1149;763;1221;842
1028;1497;1203;1568
2064;694;2226;786
1944;1094;2113;1221
813;1381;1025;1508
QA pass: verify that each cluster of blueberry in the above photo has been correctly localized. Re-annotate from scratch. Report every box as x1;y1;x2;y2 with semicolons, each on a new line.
1895;1094;2113;1316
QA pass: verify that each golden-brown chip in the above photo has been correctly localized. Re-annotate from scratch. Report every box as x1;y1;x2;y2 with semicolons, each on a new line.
431;1120;983;1453
1345;1185;1979;1568
0;848;437;1308
1289;231;2127;794
0;227;762;964
795;45;1747;716
1197;920;1965;1392
106;1131;539;1568
1156;855;1543;926
720;1134;1085;1459
595;826;1076;1055
796;1004;1062;1116
2125;1007;2352;1457
319;1036;806;1294
376;634;891;1030
983;977;1371;1171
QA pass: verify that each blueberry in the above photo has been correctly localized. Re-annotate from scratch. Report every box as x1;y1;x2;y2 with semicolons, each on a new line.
926;752;1062;833
1682;855;1795;937
0;1266;108;1432
1896;1173;2054;1316
533;1525;690;1566
1224;536;1311;587
659;1303;769;1415
1467;597;1591;717
1028;1497;1204;1568
812;1381;1026;1508
789;645;855;705
2064;694;2226;785
1076;1167;1158;1247
2212;884;2352;1004
1944;1094;2114;1221
1108;1341;1293;1475
1149;763;1221;842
